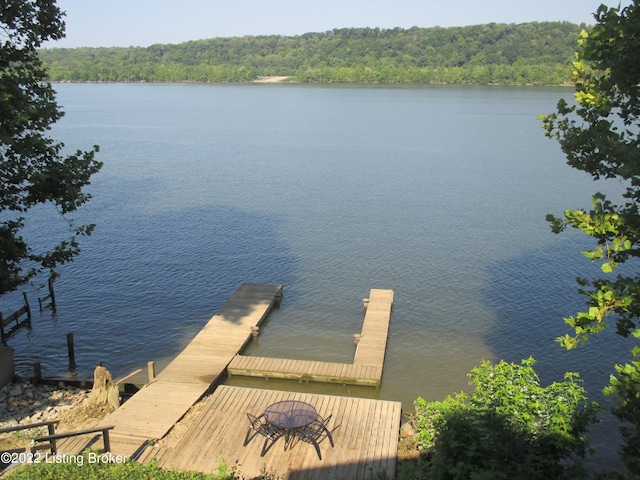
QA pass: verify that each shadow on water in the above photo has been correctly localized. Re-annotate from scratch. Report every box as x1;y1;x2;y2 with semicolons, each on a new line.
483;233;635;472
5;200;297;382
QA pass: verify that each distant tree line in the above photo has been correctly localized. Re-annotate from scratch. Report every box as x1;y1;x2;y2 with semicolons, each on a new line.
39;22;585;85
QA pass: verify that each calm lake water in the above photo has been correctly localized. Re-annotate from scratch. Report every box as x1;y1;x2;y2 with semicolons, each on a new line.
3;83;633;468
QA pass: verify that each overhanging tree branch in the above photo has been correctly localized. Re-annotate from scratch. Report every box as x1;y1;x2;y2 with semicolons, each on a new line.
1;0;102;296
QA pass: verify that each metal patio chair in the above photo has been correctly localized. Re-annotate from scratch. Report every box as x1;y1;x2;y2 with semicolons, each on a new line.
293;413;335;460
243;412;284;456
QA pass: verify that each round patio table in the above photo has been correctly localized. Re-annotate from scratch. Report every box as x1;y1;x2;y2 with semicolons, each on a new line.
264;400;318;450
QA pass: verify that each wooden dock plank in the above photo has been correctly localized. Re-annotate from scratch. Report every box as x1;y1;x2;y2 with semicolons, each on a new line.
57;432;104;455
153;385;400;480
333;396;368;480
328;395;351;478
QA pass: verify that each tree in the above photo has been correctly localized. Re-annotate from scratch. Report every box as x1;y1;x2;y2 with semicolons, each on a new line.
1;0;102;296
541;1;640;474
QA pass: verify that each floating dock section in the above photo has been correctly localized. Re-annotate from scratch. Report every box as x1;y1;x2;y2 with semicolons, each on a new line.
227;288;394;386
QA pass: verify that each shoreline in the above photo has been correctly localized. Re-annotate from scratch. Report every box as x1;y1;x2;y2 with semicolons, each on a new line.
47;79;573;87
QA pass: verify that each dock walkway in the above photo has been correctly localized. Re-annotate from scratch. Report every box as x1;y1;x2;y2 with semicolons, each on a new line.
87;283;283;457
227;288;393;386
354;288;394;366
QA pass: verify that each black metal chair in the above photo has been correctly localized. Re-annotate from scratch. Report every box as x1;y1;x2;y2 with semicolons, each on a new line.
294;414;334;460
243;413;284;456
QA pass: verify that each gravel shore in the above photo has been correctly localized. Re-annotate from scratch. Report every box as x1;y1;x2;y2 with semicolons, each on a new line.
0;381;90;430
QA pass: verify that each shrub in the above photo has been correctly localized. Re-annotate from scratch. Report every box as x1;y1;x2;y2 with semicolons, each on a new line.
414;358;601;479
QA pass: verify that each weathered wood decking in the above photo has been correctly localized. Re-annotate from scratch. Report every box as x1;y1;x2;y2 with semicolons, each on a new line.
354;288;394;366
86;283;283;457
227;289;394;386
228;356;383;386
138;385;402;480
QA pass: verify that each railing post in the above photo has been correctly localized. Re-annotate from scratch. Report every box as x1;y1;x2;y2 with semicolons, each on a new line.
102;429;111;452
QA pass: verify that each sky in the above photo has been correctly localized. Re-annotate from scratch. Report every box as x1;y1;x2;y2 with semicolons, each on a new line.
45;0;633;49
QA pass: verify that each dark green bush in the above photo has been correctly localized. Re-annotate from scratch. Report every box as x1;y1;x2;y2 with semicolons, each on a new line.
414;358;601;479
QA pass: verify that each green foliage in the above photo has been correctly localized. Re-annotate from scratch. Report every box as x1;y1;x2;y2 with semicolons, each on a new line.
5;456;236;479
414;358;600;480
1;0;102;295
37;22;584;85
603;346;640;475
540;2;640;475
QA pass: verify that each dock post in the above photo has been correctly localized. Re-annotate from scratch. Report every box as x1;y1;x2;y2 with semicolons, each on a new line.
23;292;32;321
250;326;259;337
147;361;156;382
48;277;56;309
38;276;57;311
67;333;76;369
363;297;370;313
33;362;42;383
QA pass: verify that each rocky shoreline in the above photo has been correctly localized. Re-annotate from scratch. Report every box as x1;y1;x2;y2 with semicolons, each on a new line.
0;381;90;430
0;379;112;455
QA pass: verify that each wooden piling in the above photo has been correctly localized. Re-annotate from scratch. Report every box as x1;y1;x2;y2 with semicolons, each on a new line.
23;292;32;321
33;362;42;383
38;276;57;310
48;277;56;308
147;361;156;382
67;333;76;369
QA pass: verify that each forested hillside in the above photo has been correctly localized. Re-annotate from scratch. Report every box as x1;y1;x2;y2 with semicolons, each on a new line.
39;22;585;85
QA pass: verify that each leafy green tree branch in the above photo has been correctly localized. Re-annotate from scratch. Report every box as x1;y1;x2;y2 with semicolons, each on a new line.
1;0;102;296
541;1;640;474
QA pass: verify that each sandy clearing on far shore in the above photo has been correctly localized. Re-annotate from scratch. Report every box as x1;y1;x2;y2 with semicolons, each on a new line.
253;76;290;83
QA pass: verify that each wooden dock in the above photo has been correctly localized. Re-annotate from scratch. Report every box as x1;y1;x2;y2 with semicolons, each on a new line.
137;385;402;480
354;288;394;366
87;283;283;457
227;288;394;386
